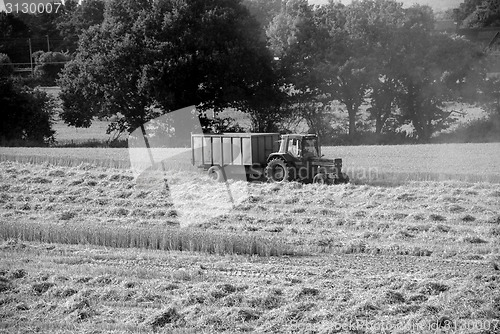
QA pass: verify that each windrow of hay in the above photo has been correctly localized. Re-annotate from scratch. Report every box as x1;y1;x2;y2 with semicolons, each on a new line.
0;153;130;169
0;222;295;257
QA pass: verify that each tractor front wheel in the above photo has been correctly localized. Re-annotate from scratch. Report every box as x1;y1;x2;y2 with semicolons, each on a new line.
265;159;293;183
313;173;326;184
334;173;350;184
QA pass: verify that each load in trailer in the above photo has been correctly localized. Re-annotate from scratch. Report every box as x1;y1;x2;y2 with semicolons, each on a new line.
191;133;349;184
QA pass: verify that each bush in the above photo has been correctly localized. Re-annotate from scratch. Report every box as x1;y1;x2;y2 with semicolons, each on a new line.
0;78;55;146
33;51;71;86
0;53;13;78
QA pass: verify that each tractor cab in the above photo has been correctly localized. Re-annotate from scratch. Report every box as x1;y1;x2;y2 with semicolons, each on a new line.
278;134;320;160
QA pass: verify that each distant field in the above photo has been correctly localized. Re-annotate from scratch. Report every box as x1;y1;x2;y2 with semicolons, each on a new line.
52;120;116;144
36;86;116;144
309;0;461;11
1;143;499;183
323;143;500;183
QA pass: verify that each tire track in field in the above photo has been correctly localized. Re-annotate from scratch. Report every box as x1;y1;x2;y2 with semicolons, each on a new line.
84;252;495;283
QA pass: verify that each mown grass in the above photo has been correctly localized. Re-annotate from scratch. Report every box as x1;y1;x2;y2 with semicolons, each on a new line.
1;240;498;334
2;160;499;260
1;159;500;333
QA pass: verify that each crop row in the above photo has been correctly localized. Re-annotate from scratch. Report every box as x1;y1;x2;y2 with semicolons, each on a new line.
0;221;292;257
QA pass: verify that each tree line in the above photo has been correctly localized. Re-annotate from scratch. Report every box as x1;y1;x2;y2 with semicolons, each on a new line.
1;0;499;145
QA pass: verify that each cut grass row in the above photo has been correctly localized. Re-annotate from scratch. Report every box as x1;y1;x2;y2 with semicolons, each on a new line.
0;221;293;257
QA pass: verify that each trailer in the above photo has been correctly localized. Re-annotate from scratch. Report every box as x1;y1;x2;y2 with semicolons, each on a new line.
191;133;280;182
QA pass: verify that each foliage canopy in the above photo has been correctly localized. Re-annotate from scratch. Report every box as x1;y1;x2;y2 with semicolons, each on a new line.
59;0;278;135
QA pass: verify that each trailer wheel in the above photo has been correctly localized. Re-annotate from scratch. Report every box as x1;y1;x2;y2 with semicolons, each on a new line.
313;173;326;184
265;159;292;183
207;166;225;182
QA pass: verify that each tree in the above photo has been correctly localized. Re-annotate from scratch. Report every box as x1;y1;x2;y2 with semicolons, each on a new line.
59;0;278;136
391;5;485;142
311;1;373;138
338;0;405;136
242;0;282;29
268;0;388;138
33;51;71;85
0;78;55;145
266;0;338;138
17;9;67;52
58;0;156;134
267;0;486;142
453;0;483;26
368;75;399;135
0;53;14;77
454;0;500;28
56;0;106;52
0;13;30;63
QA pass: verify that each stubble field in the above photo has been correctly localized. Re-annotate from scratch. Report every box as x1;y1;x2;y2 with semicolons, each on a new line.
0;144;500;333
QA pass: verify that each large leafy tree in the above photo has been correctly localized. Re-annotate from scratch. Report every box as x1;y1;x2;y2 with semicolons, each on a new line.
59;0;278;135
341;0;405;135
454;0;500;28
269;0;486;142
391;5;485;141
266;0;338;138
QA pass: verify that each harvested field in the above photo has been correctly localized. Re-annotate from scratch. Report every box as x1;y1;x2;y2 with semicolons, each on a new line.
0;157;499;333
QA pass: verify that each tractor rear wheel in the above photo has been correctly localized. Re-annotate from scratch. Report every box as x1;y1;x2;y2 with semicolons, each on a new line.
265;159;293;183
207;166;225;182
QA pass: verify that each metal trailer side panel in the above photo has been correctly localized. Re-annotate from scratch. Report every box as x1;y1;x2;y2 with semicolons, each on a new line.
192;133;280;167
223;137;232;165
212;137;222;166
251;136;258;165
242;137;252;165
192;136;204;167
232;137;243;165
256;136;267;163
204;137;211;165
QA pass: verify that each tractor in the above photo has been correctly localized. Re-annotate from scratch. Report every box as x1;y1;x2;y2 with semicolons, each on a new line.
265;134;349;184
